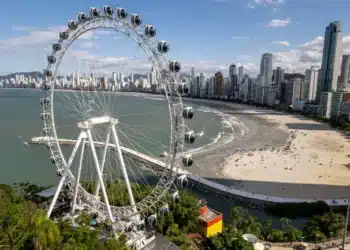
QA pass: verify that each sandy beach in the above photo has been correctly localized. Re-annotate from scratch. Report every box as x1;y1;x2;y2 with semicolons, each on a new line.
221;108;350;186
184;99;350;199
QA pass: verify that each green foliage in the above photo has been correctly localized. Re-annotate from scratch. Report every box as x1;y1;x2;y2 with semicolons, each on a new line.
0;184;129;250
81;181;152;207
0;186;38;249
230;206;262;237
155;191;200;250
206;225;254;250
169;190;200;233
302;212;345;241
284;227;303;242
269;229;285;242
343;123;350;131
261;220;272;241
30;210;61;250
14;182;52;203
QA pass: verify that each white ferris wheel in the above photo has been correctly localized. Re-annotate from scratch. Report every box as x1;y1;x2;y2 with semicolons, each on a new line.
39;5;198;243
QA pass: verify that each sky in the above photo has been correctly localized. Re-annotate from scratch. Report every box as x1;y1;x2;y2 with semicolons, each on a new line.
1;0;350;77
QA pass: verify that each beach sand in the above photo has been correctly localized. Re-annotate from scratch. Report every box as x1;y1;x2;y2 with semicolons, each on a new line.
222;109;350;186
184;99;350;199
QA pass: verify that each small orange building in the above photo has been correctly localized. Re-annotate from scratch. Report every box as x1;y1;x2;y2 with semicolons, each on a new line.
198;200;223;238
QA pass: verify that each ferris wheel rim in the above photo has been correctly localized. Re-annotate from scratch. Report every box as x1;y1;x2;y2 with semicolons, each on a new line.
41;9;185;218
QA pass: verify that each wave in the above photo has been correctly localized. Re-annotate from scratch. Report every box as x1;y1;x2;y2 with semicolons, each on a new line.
187;106;249;155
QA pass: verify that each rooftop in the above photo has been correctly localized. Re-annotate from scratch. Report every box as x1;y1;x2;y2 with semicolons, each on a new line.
36;186;58;198
142;235;180;250
199;206;221;223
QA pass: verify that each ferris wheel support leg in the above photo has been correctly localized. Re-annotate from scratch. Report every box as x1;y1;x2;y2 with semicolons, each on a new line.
86;129;115;223
71;137;86;215
47;132;85;218
94;127;111;197
110;126;138;216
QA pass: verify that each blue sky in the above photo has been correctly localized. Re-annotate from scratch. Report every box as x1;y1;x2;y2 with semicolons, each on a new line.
0;0;350;76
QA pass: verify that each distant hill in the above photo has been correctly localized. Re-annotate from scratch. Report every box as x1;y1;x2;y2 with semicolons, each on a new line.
0;71;44;80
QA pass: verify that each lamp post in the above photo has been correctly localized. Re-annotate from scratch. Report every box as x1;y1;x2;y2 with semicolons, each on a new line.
341;198;350;250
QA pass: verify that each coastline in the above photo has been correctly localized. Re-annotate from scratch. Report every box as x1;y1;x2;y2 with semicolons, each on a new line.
184;98;350;199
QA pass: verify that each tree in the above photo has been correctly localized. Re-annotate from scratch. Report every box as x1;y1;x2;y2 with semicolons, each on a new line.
30;210;61;250
280;218;292;230
230;207;261;236
207;225;254;250
169;191;200;233
269;229;285;242
261;220;272;241
0;188;38;250
244;216;262;237
303;212;345;239
284;227;303;243
230;207;250;231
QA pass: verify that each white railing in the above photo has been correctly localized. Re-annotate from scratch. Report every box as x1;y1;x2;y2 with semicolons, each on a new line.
187;174;349;206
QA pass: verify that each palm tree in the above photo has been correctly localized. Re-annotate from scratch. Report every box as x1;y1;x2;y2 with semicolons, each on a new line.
31;210;61;250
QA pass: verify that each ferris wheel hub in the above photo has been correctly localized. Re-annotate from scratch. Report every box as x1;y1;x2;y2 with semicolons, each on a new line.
77;115;118;129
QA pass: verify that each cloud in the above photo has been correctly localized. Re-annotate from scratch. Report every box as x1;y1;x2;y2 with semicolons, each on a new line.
248;0;284;8
80;41;96;49
266;18;291;28
254;0;284;4
300;36;323;51
247;2;255;8
0;26;98;52
232;36;251;40
272;40;290;47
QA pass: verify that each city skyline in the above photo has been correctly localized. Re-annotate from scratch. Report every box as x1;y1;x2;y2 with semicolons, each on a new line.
1;0;350;76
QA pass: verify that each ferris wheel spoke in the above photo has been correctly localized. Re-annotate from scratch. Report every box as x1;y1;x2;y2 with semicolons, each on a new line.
118;123;169;148
118;112;154;118
116;128;157;170
55;91;87;119
118;127;168;152
116;128;158;159
118;122;168;132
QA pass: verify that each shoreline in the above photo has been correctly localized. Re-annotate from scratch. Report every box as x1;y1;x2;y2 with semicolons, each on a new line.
184;98;350;199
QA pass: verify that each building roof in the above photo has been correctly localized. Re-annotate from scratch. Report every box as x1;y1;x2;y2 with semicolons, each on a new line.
36;186;58;198
142;235;180;250
199;207;221;223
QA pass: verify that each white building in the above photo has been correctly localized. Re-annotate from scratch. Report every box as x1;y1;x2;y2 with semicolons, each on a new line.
260;53;273;86
339;55;350;90
238;66;244;83
304;66;319;101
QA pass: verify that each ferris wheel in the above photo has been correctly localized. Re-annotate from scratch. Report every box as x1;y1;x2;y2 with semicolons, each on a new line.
40;5;198;239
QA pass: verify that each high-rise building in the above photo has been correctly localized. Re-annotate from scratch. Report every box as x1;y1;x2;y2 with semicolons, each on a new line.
283;78;304;106
339;55;350;90
229;64;236;76
76;70;80;87
317;21;343;101
260;53;273;86
112;72;117;82
150;66;157;86
273;67;284;87
191;66;195;82
304;66;319;101
273;67;284;100
238;66;244;83
229;64;238;98
214;71;224;96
